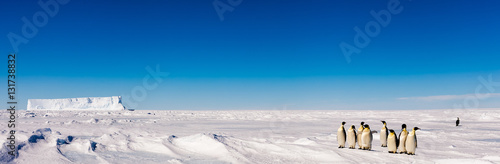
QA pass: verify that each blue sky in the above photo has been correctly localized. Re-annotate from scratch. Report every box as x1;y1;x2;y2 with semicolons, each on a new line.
2;0;500;110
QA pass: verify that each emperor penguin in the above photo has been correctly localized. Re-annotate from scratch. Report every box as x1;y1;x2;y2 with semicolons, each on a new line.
337;121;346;148
380;121;388;147
398;124;408;154
357;122;365;149
387;129;399;153
456;117;460;126
347;125;357;149
361;124;373;150
406;127;420;155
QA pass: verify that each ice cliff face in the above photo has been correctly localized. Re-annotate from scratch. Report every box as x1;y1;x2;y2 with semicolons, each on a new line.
27;96;126;111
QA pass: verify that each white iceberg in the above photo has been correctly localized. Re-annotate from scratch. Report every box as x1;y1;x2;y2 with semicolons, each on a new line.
27;96;126;111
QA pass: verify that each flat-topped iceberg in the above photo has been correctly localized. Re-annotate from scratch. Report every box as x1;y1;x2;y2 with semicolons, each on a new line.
27;96;126;111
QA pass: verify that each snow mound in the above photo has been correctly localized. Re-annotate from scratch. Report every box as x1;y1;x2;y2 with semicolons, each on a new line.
293;138;318;145
10;128;98;163
27;96;126;111
171;133;230;158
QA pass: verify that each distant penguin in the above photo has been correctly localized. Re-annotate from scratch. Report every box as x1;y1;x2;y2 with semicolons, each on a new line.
361;124;373;150
357;122;365;149
387;129;399;153
456;117;460;126
347;125;357;149
406;127;420;155
398;124;408;154
380;121;388;147
337;121;346;148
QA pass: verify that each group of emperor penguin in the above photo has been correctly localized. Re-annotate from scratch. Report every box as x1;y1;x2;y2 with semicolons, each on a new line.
337;121;420;155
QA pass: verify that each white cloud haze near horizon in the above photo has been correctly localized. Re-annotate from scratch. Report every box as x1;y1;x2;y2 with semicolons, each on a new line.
398;93;500;101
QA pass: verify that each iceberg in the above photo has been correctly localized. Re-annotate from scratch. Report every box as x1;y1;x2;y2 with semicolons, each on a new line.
27;96;126;111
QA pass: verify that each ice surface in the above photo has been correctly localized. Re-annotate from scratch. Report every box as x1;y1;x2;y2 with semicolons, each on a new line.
2;109;500;163
27;96;126;111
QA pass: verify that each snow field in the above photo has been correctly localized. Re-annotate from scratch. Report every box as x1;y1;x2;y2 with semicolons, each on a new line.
1;109;500;163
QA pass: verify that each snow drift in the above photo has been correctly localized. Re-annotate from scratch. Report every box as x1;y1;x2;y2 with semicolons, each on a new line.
27;96;126;111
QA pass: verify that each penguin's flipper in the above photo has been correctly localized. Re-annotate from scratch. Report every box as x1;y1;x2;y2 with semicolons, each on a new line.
415;135;418;148
354;131;357;143
342;127;347;141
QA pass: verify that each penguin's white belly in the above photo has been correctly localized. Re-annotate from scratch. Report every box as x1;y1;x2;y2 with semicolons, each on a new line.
347;130;356;148
399;134;408;152
357;130;363;148
387;135;397;152
380;129;387;146
361;131;372;148
406;134;416;153
337;129;346;146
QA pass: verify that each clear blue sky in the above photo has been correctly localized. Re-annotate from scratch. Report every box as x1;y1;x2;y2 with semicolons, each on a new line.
2;0;500;110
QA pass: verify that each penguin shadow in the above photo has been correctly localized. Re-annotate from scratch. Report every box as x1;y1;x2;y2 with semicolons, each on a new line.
356;148;381;152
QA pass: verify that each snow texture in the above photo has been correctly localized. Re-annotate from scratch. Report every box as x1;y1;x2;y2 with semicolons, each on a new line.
1;109;500;163
27;96;126;111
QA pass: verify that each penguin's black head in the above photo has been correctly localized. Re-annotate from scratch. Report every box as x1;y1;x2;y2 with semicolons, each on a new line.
389;129;395;133
351;125;356;129
363;124;369;128
381;120;386;124
360;122;365;125
457;117;459;120
402;124;407;129
341;121;346;125
414;127;420;131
